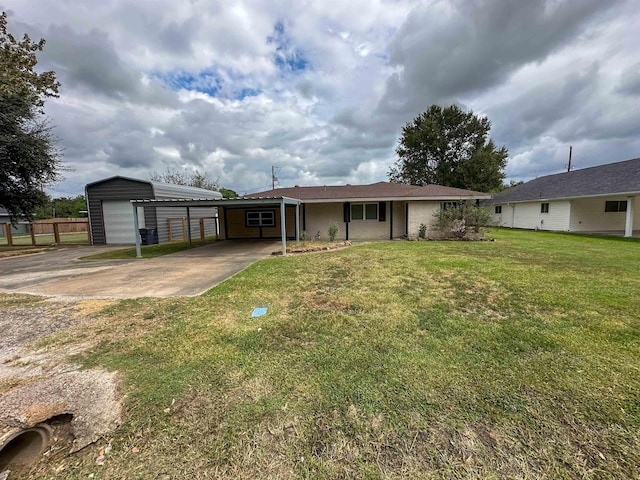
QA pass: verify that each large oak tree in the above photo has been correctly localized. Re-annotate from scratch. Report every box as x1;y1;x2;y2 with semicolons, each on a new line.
389;105;508;192
1;11;61;222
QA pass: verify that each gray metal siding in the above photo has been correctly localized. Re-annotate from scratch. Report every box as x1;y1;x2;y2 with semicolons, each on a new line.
86;178;153;245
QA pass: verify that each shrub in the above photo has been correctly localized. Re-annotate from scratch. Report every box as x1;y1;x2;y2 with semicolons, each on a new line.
451;219;466;239
328;221;339;242
418;223;427;239
435;202;493;238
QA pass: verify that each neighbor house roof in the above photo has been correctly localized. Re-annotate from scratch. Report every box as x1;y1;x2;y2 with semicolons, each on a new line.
490;157;640;204
245;182;490;203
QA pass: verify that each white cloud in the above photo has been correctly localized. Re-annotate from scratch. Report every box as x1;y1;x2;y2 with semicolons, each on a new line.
2;0;639;197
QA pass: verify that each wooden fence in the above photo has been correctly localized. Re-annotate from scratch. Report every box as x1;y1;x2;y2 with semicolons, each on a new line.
167;217;219;242
0;220;90;247
31;218;88;234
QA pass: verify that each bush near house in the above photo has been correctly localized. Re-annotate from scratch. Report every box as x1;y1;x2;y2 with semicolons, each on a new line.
434;202;493;239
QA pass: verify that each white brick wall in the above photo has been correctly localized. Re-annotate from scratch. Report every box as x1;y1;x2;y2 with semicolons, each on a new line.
304;201;408;240
406;201;440;237
304;203;346;240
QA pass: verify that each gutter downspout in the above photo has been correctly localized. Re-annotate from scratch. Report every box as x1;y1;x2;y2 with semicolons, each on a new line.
295;202;300;241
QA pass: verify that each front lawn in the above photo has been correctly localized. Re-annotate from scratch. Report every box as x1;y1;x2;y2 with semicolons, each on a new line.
29;230;640;478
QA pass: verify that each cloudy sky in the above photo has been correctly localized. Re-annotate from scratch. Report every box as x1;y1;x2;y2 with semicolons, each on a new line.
4;0;640;196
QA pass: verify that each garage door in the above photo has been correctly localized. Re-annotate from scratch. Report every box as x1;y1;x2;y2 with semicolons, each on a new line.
102;201;145;244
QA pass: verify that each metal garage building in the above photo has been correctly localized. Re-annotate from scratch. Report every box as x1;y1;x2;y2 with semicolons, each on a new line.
85;176;222;245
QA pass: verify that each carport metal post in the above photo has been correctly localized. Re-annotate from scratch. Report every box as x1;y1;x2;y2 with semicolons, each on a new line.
186;207;192;245
280;199;287;256
133;203;142;258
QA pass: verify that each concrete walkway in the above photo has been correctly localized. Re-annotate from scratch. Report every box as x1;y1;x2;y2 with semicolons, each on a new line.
0;241;279;299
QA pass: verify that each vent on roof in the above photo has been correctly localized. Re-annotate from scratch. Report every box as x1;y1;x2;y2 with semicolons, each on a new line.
294;185;300;187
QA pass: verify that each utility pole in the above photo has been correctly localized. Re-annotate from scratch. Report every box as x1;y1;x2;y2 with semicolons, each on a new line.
272;166;279;190
567;146;573;172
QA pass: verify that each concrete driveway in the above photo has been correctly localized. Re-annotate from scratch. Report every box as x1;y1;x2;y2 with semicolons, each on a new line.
0;240;279;299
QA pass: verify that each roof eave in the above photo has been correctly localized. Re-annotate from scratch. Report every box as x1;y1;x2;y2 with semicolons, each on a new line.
491;190;640;204
300;195;492;203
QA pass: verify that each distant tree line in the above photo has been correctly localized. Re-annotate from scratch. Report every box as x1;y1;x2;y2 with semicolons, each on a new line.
150;168;238;198
34;195;86;219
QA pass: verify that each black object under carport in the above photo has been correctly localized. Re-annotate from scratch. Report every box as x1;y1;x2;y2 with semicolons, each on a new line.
139;228;158;245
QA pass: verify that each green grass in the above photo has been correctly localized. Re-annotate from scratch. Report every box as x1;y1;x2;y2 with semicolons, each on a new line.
80;237;219;259
25;230;640;479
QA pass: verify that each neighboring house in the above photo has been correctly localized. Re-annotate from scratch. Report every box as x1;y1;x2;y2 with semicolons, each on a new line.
240;182;491;241
0;208;30;235
85;176;222;245
488;157;640;237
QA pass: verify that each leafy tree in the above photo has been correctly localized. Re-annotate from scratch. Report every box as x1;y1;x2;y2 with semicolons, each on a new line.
389;105;508;192
218;187;238;198
150;168;219;191
34;195;87;219
0;11;61;223
150;167;237;197
496;179;524;192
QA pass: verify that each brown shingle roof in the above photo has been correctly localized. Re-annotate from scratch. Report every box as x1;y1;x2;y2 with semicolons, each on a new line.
245;182;489;201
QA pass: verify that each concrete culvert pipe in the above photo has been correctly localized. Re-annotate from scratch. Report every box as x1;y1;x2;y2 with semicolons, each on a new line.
0;424;53;476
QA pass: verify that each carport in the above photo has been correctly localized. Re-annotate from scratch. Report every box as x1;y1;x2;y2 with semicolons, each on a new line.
130;196;302;258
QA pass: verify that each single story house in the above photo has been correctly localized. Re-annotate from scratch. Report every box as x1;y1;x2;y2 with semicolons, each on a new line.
488;157;640;237
0;208;30;235
241;182;490;241
85;176;222;245
128;181;490;257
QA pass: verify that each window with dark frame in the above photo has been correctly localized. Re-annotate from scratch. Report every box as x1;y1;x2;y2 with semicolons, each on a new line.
441;201;459;211
540;203;549;214
604;200;627;213
350;203;378;220
495;205;502;214
246;210;275;227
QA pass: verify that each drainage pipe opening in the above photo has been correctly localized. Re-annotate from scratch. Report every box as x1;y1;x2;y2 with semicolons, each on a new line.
0;424;53;475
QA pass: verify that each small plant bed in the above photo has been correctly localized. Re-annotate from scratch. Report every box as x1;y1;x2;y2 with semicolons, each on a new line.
410;231;495;241
273;240;353;255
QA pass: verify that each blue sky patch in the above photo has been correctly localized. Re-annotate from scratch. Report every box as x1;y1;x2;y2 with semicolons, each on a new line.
268;20;310;73
152;69;222;96
234;87;261;100
153;69;261;100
